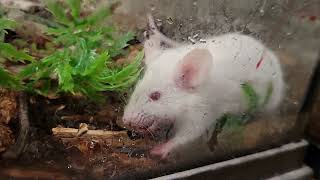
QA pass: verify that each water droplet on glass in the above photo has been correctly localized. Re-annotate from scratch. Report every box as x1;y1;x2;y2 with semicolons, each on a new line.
188;36;196;44
89;141;96;149
193;34;199;39
193;1;197;6
67;164;72;169
150;5;156;11
148;41;154;47
156;19;162;26
166;17;174;25
199;39;206;43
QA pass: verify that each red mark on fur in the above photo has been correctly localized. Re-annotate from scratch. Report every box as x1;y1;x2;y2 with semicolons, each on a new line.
149;91;161;101
309;16;317;22
256;56;264;69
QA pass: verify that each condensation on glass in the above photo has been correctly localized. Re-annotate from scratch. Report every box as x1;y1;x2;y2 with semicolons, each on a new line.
111;0;320;171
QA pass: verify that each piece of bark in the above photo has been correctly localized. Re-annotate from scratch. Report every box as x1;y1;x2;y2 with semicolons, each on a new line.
0;124;15;153
0;89;18;124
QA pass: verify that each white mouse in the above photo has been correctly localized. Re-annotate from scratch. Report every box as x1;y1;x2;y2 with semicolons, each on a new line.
122;14;285;160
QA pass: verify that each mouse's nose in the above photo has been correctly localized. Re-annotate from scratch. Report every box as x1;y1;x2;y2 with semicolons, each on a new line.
122;117;132;128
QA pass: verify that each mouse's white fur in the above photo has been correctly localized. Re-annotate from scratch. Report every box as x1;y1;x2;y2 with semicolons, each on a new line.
123;15;284;160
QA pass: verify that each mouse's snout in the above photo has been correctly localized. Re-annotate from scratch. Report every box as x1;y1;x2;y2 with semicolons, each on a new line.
122;116;143;130
122;116;133;128
122;113;156;132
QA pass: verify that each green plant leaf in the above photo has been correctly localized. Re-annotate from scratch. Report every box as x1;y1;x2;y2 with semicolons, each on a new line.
56;62;74;92
0;18;17;31
109;50;143;83
109;32;135;57
46;27;69;35
45;0;71;26
0;43;34;62
0;67;23;89
17;63;39;79
86;5;110;25
83;51;110;76
73;39;97;75
66;0;81;19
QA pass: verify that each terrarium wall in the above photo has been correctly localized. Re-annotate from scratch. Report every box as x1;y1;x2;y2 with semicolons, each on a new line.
0;0;319;178
111;0;320;162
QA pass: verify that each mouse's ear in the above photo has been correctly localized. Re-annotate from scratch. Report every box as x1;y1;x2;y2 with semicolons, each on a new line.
174;48;213;91
144;14;180;65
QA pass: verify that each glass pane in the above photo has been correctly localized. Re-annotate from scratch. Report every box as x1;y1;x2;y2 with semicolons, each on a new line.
0;0;319;179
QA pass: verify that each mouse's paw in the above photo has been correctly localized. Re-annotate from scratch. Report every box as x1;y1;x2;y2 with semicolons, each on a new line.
150;141;173;160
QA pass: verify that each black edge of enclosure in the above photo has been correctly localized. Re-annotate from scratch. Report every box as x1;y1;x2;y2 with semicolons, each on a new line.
298;51;320;115
110;141;306;180
111;140;308;180
149;140;309;180
303;51;320;180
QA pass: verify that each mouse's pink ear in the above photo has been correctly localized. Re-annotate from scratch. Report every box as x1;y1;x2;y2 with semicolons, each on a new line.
144;14;180;66
174;48;213;91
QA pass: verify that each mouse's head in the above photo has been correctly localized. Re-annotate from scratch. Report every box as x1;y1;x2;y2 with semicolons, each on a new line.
122;14;213;140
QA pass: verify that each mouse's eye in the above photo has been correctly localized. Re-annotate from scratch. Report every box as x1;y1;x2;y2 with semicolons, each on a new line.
149;91;161;101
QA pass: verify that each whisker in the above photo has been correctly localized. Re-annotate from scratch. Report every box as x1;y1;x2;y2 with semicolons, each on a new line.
146;128;155;139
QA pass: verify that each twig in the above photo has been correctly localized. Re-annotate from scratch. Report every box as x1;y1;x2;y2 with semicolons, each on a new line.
2;93;29;159
52;127;156;148
52;127;128;138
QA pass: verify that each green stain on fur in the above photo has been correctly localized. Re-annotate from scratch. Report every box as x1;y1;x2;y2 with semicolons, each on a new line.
215;82;273;133
241;82;259;114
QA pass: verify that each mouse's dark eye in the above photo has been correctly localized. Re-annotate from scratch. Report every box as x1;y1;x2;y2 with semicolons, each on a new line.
149;91;161;101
